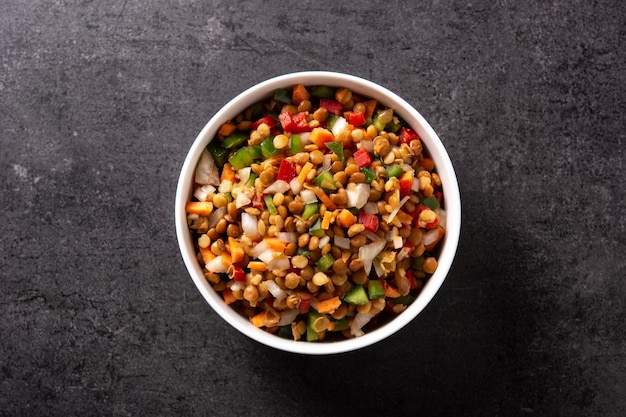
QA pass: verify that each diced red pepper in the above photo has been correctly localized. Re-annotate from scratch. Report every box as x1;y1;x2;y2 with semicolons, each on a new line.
277;159;296;182
398;127;420;145
279;111;311;133
344;111;366;126
406;270;417;289
358;212;379;232
298;294;312;314
353;148;372;168
434;190;443;205
398;171;414;198
251;115;278;130
425;217;439;229
319;98;343;116
230;264;246;282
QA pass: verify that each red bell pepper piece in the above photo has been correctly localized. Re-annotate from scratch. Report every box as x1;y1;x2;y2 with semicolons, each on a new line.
345;111;366;126
278;111;294;132
398;127;420;145
406;270;417;289
353;148;372;168
279;111;310;133
358;212;379;232
398;171;414;198
251;115;278;130
319;98;343;116
298;294;312;314
230;264;246;282
277;159;296;182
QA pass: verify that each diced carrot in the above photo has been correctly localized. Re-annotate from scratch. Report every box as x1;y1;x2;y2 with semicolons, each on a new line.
421;158;435;171
327;321;335;331
220;162;236;183
316;296;341;314
313;187;337;211
291;84;310;105
264;237;287;252
251;311;266;327
199;246;216;264
385;284;401;299
321;210;333;230
363;99;378;121
309;127;335;149
218;122;237;137
185;201;214;216
228;236;245;263
220;251;232;267
222;288;237;305
247;261;268;272
336;209;357;228
297;162;314;183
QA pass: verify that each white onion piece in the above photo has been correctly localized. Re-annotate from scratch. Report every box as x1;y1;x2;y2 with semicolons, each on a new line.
276;232;297;243
277;308;299;326
360;139;374;153
205;256;228;273
208;207;226;228
235;192;251;209
321;154;332;173
363;202;378;215
263;179;290;194
334;235;351;250
230;281;246;292
422;228;441;247
347;183;370;209
411;177;420;193
193;184;216;202
318;235;330;249
401;163;412;172
194;149;220;186
249;240;269;258
359;240;386;275
264;280;287;300
386;195;410;224
299;132;311;145
241;212;260;240
350;312;374;336
393;235;403;249
290;177;303;194
300;189;317;204
331;116;347;137
257;249;275;264
237;167;251;184
436;208;446;229
373;259;384;277
268;256;290;271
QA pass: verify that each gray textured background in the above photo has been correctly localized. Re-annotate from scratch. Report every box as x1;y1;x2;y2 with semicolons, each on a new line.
1;1;625;416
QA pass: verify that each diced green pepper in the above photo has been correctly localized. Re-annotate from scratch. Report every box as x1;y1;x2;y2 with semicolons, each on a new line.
411;256;425;271
391;295;415;305
311;85;336;99
315;171;337;191
372;113;387;132
296;247;311;257
277;325;292;339
325;141;344;162
206;141;229;167
384;118;403;133
326;114;339;130
250;102;264;120
222;131;248;149
422;194;440;210
247;144;263;160
331;317;349;331
360;167;377;183
264;194;277;215
367;280;386;299
290;134;303;154
344;285;369;305
260;137;279;159
309;218;325;237
306;309;322;342
316;253;334;272
245;172;257;187
274;88;291;104
228;147;255;170
385;164;404;178
302;203;318;220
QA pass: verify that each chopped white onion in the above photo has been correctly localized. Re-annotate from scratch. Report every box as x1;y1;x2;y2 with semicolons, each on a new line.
193;184;216;202
411;177;420;193
373;259;385;277
277;308;299;326
363;202;378;215
263;180;290;194
194;149;220;186
321;154;332;173
208;207;226;228
268;256;290;271
331;116;347;137
241;212;260;240
230;281;246;292
436;208;446;229
363;230;382;242
299;132;311;145
264;280;287;300
346;183;370;209
237;167;251;184
359;240;386;275
249;240;269;258
276;232;297;243
300;189;317;204
422;227;441;247
205;256;228;273
235;192;251;209
334;235;351;250
393;235;403;249
257;249;275;264
218;180;233;194
290;177;303;194
360;139;374;153
386;195;411;224
350;312;374;336
318;235;330;249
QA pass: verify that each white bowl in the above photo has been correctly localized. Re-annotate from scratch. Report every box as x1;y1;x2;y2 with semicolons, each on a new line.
175;71;461;355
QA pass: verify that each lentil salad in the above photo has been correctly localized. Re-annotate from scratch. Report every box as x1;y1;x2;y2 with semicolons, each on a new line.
185;84;446;342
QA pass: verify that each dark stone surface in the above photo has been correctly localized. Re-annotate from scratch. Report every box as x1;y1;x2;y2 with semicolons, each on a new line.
1;1;624;416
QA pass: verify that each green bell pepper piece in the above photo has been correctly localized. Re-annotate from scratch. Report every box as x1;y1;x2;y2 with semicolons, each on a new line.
309;218;325;238
391;295;415;305
277;325;293;339
311;85;336;99
206;141;229;167
245;172;257;188
250;102;264;120
385;164;404;178
422;194;440;210
302;203;318;220
260;137;279;159
222;131;248;149
274;88;291;104
325;141;344;162
360;167;377;183
316;253;334;272
228;147;255;170
344;285;368;305
331;317;349;331
247;144;263;160
290;134;303;154
306;309;322;342
367;280;386;299
264;194;277;215
315;171;337;191
326;114;339;130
